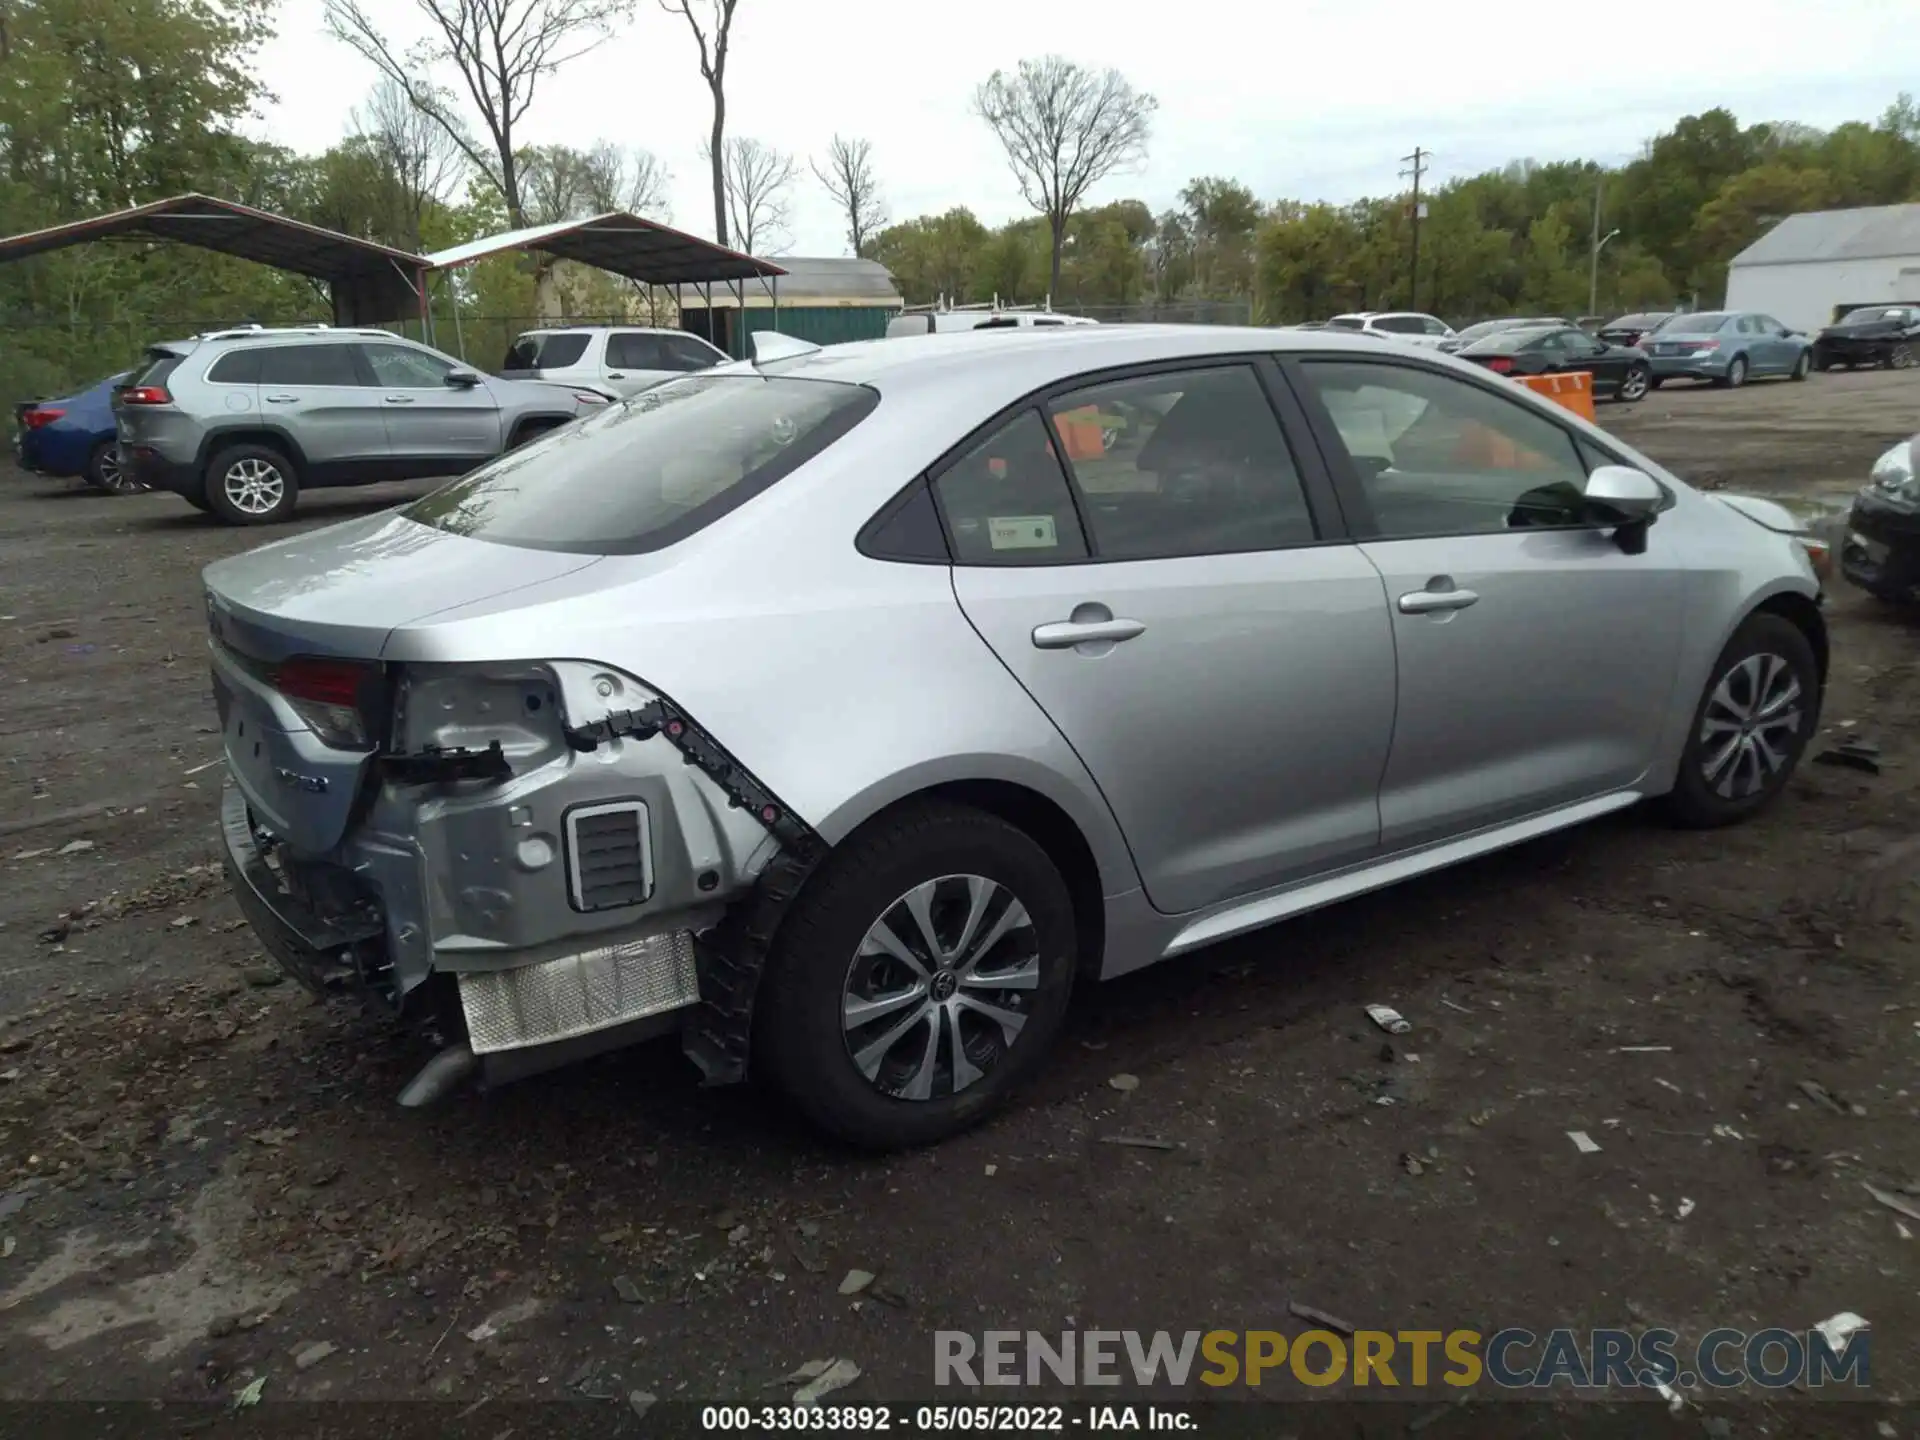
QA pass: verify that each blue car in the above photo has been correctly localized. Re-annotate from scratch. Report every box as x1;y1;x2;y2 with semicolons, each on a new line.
1644;311;1812;389
14;370;140;491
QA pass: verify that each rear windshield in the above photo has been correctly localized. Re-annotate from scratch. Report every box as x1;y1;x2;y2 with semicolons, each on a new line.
404;374;879;556
1608;313;1666;329
501;332;591;370
128;348;187;388
1325;316;1365;330
1844;306;1912;324
1661;313;1727;334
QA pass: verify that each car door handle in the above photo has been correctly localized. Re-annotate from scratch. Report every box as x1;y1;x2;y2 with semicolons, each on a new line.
383;395;415;404
263;393;299;404
1031;618;1147;649
606;371;625;379
1398;587;1480;614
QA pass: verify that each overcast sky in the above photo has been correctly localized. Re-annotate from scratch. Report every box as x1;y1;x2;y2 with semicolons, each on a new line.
250;0;1914;257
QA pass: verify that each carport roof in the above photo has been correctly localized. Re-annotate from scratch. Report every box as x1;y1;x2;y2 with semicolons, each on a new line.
0;192;431;280
425;212;786;286
1730;202;1920;267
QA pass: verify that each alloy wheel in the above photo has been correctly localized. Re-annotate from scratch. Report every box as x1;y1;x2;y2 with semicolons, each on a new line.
96;447;147;493
1699;651;1804;800
1618;367;1649;401
223;457;284;515
1892;344;1914;370
841;874;1039;1101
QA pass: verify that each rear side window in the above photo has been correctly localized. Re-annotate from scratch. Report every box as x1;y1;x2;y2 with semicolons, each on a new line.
933;409;1090;565
206;350;260;384
404;374;877;556
503;332;591;370
1045;366;1316;558
255;344;360;386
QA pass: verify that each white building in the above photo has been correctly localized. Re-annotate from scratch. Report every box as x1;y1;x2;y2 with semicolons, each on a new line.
1725;203;1920;332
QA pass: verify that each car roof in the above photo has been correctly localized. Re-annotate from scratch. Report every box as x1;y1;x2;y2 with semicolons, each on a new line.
747;324;1434;397
516;325;695;336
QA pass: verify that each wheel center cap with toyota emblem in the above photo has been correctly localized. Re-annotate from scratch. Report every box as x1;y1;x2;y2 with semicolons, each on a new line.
930;970;958;1002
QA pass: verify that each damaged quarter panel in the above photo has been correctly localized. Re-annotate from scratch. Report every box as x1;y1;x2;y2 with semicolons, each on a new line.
378;380;1144;908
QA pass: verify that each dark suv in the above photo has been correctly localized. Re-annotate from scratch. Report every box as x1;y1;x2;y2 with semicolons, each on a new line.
113;326;611;524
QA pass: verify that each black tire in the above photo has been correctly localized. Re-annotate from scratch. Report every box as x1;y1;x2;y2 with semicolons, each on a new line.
1616;364;1650;403
1789;350;1811;382
1812;349;1831;372
754;800;1078;1149
84;440;145;493
1890;343;1914;371
204;443;299;525
1719;355;1749;389
508;419;560;449
1664;613;1820;829
181;490;212;512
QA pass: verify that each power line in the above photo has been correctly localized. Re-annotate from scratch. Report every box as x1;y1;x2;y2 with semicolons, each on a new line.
1399;146;1431;310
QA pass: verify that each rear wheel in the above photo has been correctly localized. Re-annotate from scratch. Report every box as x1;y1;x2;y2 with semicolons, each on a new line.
205;443;299;525
754;801;1077;1149
1664;613;1818;829
84;441;144;494
1891;343;1914;370
1616;365;1650;403
1790;350;1811;382
1719;355;1749;389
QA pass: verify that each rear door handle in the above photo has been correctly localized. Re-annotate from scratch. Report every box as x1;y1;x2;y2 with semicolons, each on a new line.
384;395;416;404
606;371;626;379
1398;587;1480;615
1031;618;1147;649
263;393;298;404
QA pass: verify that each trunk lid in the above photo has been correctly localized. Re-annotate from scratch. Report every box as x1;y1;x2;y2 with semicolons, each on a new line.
204;512;601;854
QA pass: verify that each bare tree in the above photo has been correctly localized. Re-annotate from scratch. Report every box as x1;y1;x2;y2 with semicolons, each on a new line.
703;136;794;255
657;0;741;246
580;142;672;218
351;79;466;252
811;135;888;258
974;56;1157;299
324;0;636;227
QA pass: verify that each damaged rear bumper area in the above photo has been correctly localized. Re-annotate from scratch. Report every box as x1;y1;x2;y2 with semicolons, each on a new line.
216;659;819;1105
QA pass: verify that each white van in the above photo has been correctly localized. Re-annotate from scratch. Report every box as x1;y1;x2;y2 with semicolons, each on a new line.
886;309;1100;339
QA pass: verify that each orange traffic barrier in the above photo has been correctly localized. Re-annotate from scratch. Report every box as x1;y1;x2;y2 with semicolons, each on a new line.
1515;370;1596;423
1053;405;1107;462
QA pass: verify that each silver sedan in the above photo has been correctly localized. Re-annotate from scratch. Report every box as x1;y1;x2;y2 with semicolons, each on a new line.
202;325;1827;1148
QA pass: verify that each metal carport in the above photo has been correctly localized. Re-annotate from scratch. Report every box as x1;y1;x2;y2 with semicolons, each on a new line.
0;193;432;325
424;212;788;358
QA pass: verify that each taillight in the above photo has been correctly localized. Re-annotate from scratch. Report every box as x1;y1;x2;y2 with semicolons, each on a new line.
1485;357;1514;374
22;407;65;429
119;385;172;405
274;656;375;749
1681;340;1719;352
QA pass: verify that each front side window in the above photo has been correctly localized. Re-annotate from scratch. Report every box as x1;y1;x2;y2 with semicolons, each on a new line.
1303;360;1592;538
663;336;724;371
254;344;360;387
404;374;877;555
1045;365;1316;559
501;332;590;370
1422;316;1451;335
360;343;455;387
605;333;667;370
932;409;1089;565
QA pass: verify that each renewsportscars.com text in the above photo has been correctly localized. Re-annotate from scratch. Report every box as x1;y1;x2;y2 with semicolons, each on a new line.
934;1327;1869;1391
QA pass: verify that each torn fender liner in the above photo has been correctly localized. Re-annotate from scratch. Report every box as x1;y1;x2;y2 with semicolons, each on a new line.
565;694;826;1085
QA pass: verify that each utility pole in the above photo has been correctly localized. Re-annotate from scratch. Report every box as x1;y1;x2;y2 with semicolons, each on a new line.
1400;146;1430;310
1589;173;1620;318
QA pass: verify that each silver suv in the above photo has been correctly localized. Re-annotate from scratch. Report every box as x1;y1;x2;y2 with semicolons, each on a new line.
114;326;612;525
500;325;727;398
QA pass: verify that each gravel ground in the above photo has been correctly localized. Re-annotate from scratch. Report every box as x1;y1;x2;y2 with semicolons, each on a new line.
1;368;1917;1430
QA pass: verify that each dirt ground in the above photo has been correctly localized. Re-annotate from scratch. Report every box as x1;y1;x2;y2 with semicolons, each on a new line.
1;368;1918;1430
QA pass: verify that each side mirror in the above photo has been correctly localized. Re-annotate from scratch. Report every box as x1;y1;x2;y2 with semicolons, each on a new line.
1586;464;1663;553
444;367;482;388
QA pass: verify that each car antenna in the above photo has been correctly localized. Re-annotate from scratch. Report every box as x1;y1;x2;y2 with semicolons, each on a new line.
749;332;822;367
